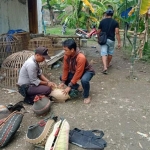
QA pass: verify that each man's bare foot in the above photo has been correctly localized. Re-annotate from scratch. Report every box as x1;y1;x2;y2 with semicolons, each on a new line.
84;96;91;104
78;85;83;92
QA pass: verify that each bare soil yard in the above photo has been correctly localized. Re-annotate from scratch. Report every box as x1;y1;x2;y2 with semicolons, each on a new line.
0;41;150;150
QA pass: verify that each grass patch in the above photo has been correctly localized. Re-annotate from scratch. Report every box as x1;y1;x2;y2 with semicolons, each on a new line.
46;25;76;36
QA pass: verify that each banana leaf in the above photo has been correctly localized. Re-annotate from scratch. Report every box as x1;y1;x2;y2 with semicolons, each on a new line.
140;0;150;15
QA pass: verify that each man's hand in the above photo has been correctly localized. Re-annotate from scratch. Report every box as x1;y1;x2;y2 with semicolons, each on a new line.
47;82;57;88
63;86;71;95
58;83;65;89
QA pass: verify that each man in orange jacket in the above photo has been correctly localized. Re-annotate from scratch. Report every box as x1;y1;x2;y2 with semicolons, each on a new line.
59;39;95;104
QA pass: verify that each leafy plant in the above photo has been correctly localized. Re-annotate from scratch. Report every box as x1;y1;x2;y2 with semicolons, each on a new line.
140;0;150;15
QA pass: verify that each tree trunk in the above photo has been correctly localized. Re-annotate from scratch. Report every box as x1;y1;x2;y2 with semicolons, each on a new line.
86;19;90;32
73;6;79;28
85;7;90;32
47;0;54;26
50;9;55;26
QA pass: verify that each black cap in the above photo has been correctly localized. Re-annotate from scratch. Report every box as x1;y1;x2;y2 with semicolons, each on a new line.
106;9;114;15
35;47;50;59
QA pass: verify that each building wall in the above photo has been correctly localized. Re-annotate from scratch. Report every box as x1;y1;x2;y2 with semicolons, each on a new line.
0;0;42;34
0;0;29;34
37;0;43;33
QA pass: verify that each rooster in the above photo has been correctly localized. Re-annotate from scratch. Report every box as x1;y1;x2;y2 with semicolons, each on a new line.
0;101;25;120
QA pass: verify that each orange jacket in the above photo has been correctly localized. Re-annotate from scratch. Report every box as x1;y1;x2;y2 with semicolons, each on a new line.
62;51;95;85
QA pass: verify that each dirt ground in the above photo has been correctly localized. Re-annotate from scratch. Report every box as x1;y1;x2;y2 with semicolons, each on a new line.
0;40;150;150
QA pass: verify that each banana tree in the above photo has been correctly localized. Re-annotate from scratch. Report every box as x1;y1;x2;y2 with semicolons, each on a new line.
58;0;120;29
140;0;150;15
58;0;84;28
90;0;122;28
117;0;150;78
58;0;97;29
42;0;59;26
82;0;97;31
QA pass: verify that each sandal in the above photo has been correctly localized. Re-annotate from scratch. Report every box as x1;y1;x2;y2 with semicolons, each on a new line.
107;64;112;68
101;70;108;75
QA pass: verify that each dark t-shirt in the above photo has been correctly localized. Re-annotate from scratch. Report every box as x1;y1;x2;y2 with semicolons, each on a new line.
98;18;119;41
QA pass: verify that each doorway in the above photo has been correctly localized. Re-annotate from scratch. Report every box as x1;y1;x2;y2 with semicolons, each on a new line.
28;0;38;33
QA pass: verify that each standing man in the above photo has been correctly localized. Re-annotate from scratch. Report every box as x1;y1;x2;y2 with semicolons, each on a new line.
17;47;56;104
97;9;121;74
59;39;95;104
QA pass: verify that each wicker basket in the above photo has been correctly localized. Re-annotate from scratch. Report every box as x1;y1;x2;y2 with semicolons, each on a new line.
28;37;54;56
0;34;21;66
14;32;30;50
0;50;48;89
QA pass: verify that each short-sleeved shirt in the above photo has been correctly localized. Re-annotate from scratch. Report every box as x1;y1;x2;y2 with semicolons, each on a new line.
98;18;119;41
17;55;42;86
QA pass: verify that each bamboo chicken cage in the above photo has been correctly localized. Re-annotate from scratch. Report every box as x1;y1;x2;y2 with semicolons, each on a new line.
0;50;48;89
28;37;54;56
14;32;30;50
46;35;63;51
28;36;81;57
46;35;81;51
0;34;21;66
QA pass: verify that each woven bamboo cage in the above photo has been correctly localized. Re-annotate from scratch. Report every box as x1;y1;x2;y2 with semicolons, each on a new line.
0;34;20;66
46;35;63;51
14;32;30;50
30;33;44;39
46;35;80;50
0;50;48;89
28;37;54;56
